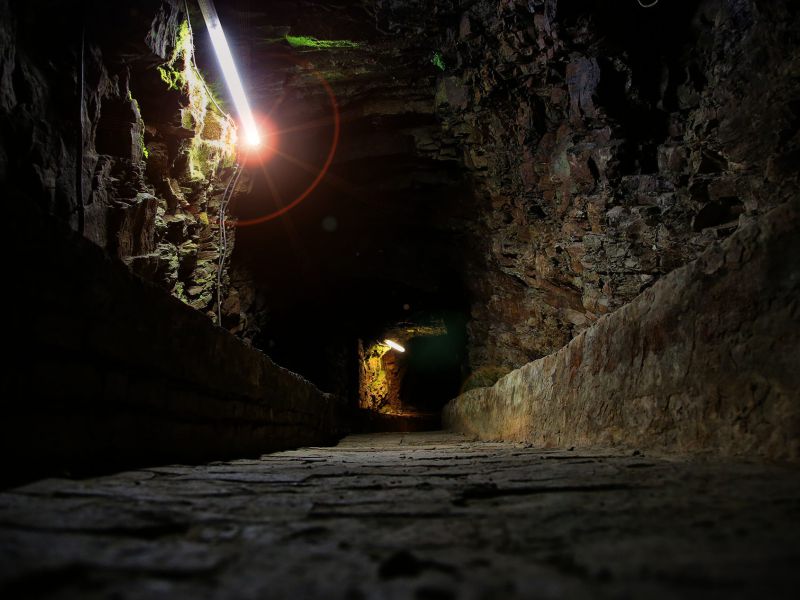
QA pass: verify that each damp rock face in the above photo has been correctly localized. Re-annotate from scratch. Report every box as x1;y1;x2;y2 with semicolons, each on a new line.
444;199;800;461
0;0;251;334
3;0;799;437
2;0;345;480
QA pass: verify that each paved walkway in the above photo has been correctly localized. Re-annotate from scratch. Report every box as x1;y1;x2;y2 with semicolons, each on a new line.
1;432;798;599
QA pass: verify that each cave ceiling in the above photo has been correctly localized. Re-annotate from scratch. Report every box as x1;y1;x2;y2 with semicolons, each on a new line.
192;0;470;336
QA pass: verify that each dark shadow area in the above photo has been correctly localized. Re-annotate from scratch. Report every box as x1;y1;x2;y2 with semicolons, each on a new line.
400;330;466;415
559;0;704;174
223;45;475;412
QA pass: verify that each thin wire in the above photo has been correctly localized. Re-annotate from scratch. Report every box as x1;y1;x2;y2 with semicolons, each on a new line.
216;164;240;325
216;163;242;327
637;0;660;7
181;1;241;327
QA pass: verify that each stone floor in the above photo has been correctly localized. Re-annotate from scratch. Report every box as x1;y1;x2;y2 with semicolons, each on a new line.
1;432;799;599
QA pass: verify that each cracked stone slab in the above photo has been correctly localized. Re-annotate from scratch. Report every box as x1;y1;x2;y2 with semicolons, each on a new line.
1;432;798;599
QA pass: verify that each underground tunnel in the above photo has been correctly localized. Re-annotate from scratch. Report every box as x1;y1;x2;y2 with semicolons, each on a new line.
1;0;799;597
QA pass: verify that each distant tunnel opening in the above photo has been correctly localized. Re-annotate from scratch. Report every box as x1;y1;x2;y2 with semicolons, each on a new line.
356;312;468;431
400;334;464;415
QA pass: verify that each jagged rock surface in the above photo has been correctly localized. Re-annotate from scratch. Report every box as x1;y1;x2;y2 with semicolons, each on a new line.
219;0;800;386
434;0;800;370
444;199;800;461
0;0;248;332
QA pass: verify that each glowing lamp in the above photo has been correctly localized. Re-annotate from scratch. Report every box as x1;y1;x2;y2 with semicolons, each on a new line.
197;0;261;147
384;339;405;353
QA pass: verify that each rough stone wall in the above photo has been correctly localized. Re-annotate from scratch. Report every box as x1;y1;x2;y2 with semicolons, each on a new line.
433;0;800;371
4;210;345;484
0;0;250;334
243;0;800;380
358;340;406;414
443;199;800;461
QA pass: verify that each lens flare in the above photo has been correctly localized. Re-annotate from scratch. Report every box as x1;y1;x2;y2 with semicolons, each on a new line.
237;114;277;164
232;57;340;227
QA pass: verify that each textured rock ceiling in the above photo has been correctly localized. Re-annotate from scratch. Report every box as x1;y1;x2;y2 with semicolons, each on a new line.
186;0;800;394
196;0;471;352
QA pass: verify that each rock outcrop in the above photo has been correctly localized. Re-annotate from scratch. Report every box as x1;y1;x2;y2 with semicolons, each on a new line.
0;0;251;334
443;199;800;461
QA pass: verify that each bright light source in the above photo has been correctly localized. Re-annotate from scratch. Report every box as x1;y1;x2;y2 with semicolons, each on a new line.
197;0;261;147
384;339;405;353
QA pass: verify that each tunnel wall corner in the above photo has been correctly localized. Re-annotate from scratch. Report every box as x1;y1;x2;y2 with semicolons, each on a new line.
444;198;800;461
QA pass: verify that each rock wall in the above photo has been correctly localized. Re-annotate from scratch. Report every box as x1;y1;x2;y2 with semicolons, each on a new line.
0;0;342;483
0;0;251;334
358;340;408;414
434;0;800;371
3;209;345;485
443;199;800;461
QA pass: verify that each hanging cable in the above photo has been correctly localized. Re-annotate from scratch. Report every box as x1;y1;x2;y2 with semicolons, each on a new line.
637;0;660;7
216;163;242;327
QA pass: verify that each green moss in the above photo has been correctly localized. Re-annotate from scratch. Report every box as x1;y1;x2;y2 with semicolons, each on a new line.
157;19;236;180
158;65;184;90
187;143;205;180
285;35;360;50
188;140;229;181
172;281;187;303
221;151;237;169
181;108;194;130
175;21;191;57
126;90;148;162
432;51;446;71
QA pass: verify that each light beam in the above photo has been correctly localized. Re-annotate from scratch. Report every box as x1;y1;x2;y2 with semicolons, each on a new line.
197;0;261;146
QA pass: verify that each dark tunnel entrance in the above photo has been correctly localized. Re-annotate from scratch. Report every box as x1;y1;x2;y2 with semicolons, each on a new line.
217;41;478;431
399;333;465;415
354;311;469;432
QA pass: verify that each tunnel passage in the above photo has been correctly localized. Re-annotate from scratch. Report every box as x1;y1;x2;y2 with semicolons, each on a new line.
3;0;800;596
208;19;478;424
356;312;468;429
399;333;465;415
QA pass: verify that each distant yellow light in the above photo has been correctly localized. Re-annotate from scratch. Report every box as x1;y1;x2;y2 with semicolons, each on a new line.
197;0;261;147
384;339;405;353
